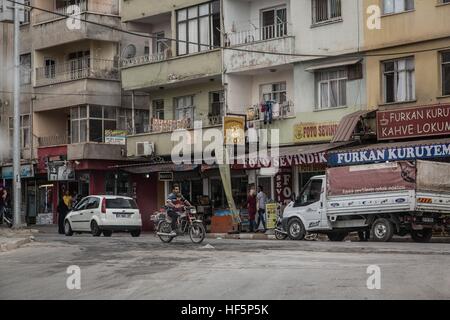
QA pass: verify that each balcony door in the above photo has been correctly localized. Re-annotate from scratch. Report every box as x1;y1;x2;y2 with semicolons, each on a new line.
68;51;90;80
261;7;287;40
174;96;194;124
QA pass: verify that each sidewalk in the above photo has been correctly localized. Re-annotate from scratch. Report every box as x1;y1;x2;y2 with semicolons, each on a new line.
0;227;38;252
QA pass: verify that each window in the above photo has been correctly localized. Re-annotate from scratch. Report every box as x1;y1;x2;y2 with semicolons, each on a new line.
105;172;131;196
68;51;90;80
442;51;450;96
209;91;224;117
312;0;342;24
383;57;415;103
106;198;138;209
9;114;31;150
116;108;149;134
86;198;100;210
316;69;347;109
261;82;287;103
44;58;56;79
176;0;220;55
295;179;322;207
21;0;30;25
117;108;132;133
70;106;117;143
383;0;414;14
134;109;150;134
174;95;194;121
261;6;287;40
152;100;165;120
153;32;169;54
70;106;88;143
20;53;31;85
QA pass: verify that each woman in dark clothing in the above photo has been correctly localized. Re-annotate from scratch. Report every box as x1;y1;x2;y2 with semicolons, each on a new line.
247;188;257;232
57;197;69;234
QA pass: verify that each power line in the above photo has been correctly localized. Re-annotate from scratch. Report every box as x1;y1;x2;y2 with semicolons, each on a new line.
11;0;450;59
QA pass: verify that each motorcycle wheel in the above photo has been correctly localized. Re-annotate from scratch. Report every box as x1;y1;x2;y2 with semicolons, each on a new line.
275;230;288;240
189;222;206;244
158;221;175;243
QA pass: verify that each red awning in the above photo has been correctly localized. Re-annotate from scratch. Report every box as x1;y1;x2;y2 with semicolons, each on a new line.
331;110;374;143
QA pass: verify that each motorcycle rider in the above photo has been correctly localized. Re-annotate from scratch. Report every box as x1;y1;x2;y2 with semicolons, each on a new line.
166;184;191;236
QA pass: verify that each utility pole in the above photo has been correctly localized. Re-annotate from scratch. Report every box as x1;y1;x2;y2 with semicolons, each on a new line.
12;0;22;228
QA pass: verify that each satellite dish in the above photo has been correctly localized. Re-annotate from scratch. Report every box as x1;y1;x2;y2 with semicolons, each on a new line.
122;44;137;59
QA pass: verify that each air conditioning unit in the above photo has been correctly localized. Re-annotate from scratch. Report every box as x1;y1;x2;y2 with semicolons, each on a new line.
136;141;155;157
0;0;24;23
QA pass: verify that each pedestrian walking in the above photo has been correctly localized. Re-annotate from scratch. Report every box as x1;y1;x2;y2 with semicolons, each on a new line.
0;184;7;222
247;187;257;232
256;186;267;232
57;196;69;234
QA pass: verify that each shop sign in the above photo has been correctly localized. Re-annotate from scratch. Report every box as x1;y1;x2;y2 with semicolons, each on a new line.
47;161;75;181
274;169;292;205
105;130;127;145
232;152;327;169
294;122;339;143
1;164;34;180
377;104;450;140
266;203;278;229
158;172;173;181
223;115;245;146
328;142;450;166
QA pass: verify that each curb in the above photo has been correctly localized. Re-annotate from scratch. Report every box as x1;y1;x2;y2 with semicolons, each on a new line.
0;237;33;252
207;233;276;240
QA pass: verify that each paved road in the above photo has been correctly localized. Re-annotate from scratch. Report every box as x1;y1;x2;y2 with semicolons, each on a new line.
1;231;449;300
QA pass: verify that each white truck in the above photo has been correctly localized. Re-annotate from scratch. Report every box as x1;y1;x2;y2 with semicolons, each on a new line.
281;160;450;242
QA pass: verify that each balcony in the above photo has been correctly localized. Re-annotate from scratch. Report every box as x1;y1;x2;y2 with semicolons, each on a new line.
35;58;119;87
34;0;119;25
38;135;70;148
32;0;121;50
224;23;295;73
121;49;222;91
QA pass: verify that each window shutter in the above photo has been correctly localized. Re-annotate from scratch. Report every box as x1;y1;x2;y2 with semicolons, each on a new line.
347;63;363;80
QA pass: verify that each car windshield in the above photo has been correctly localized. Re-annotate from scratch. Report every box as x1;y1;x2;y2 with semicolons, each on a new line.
106;198;138;209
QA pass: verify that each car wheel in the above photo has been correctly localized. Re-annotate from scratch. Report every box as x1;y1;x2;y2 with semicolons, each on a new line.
371;218;394;242
130;230;141;237
103;230;112;237
287;218;306;240
91;221;102;237
64;220;73;237
410;229;432;243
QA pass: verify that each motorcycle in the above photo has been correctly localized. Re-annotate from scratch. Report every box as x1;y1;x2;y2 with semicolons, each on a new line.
274;209;288;240
0;207;13;228
153;206;206;244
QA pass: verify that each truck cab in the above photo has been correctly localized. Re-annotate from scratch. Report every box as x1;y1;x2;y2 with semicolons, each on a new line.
282;176;331;240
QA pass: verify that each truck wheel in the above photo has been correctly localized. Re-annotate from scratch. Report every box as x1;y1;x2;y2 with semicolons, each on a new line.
327;232;348;241
410;229;432;243
287;218;306;241
371;218;394;242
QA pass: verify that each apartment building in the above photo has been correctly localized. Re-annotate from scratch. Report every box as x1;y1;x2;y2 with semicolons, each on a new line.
0;0;151;225
328;0;450;168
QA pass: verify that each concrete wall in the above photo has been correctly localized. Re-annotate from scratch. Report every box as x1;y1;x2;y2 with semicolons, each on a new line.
68;143;127;161
33;110;68;139
365;38;450;111
291;0;363;57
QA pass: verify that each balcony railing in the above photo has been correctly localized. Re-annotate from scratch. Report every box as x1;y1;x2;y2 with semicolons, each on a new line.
35;58;119;86
121;51;171;68
38;135;70;147
246;100;295;122
34;0;119;25
225;23;291;46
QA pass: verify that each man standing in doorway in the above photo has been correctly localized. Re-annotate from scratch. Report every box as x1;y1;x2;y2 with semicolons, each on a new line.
256;185;267;233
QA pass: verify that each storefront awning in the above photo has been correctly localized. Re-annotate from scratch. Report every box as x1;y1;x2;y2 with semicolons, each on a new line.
328;137;450;166
331;110;374;143
305;58;362;72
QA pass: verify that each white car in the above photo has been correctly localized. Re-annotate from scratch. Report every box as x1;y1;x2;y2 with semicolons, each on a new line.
64;195;142;237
